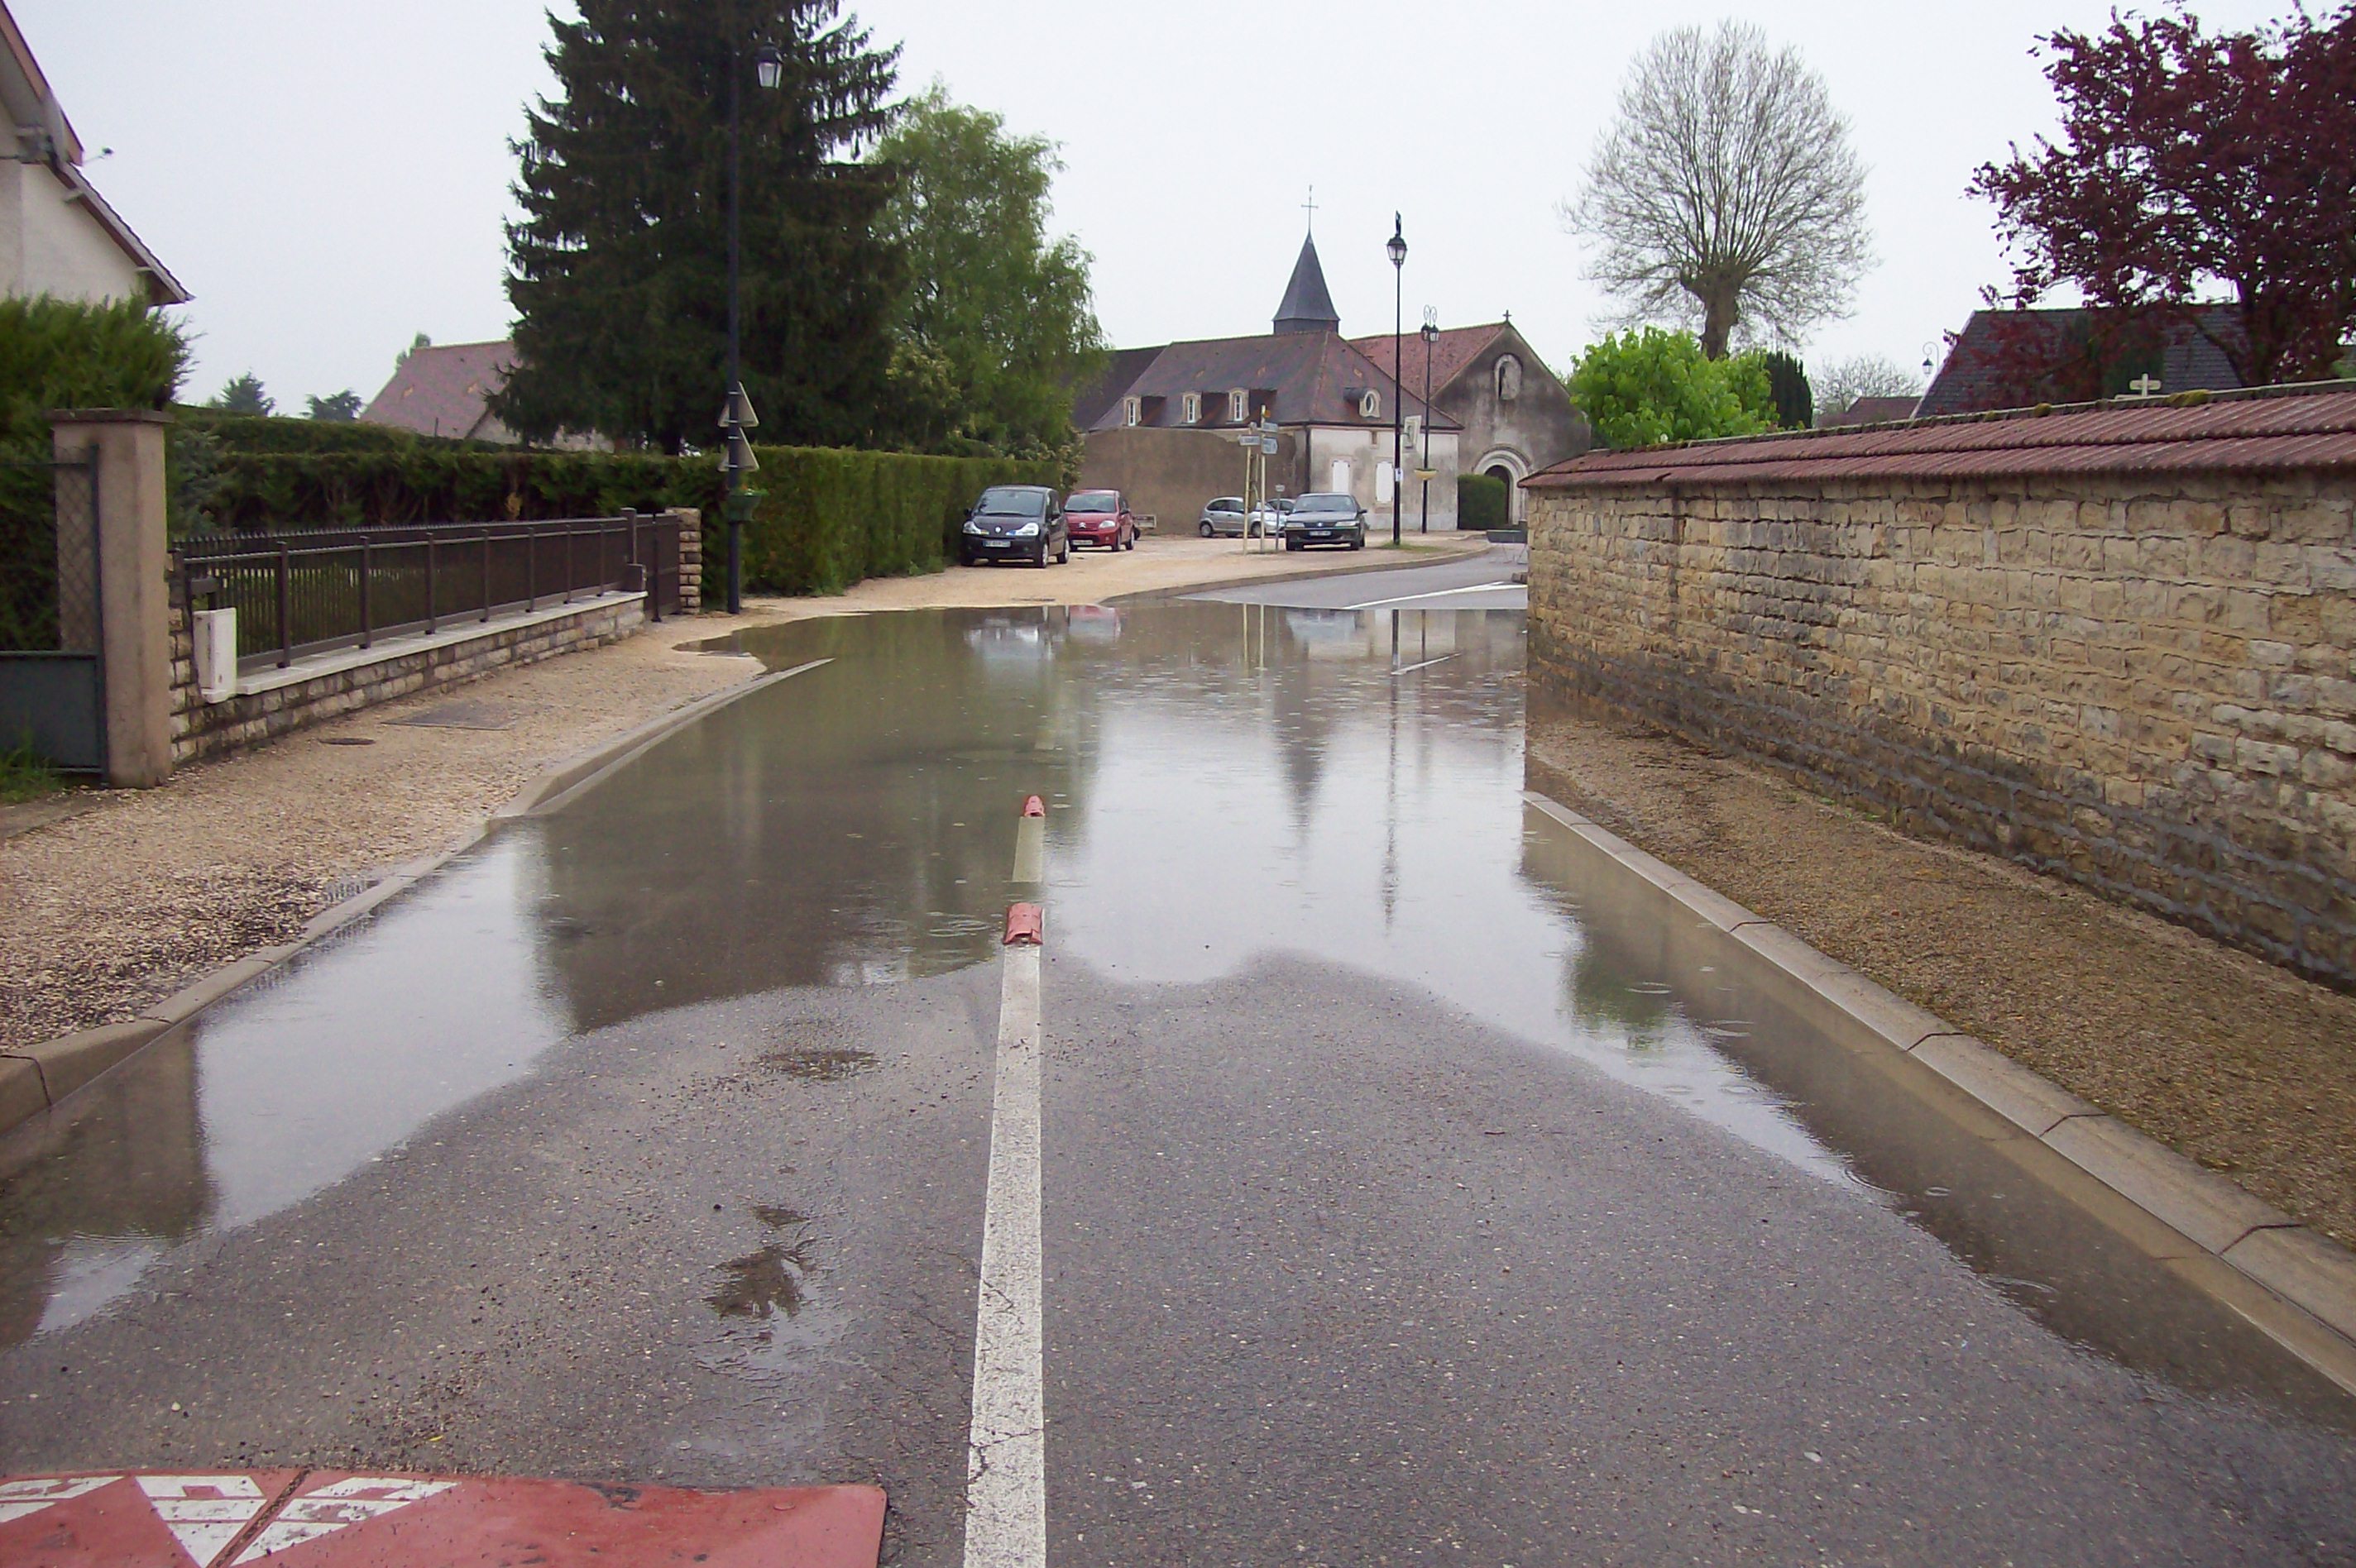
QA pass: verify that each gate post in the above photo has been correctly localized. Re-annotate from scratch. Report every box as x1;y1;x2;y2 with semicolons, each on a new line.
52;410;174;788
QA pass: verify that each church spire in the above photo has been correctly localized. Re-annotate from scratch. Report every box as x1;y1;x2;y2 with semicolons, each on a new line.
1272;232;1340;336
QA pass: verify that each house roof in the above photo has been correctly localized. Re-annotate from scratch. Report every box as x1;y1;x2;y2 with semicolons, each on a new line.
1070;346;1164;431
1272;234;1341;336
1085;331;1458;433
360;341;517;440
1819;395;1922;429
1;1;189;306
1527;384;2356;490
1920;306;2243;418
1345;323;1512;397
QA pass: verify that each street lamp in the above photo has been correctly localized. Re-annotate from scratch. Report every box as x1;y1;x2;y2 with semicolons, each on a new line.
1386;214;1406;548
721;41;784;615
1420;311;1438;535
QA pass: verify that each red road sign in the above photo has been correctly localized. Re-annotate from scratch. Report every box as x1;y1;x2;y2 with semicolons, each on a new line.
0;1471;884;1568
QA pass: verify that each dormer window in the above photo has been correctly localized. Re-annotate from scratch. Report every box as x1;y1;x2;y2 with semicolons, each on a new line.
1496;355;1523;401
1360;390;1381;420
1122;396;1142;428
1181;392;1201;424
1228;389;1247;423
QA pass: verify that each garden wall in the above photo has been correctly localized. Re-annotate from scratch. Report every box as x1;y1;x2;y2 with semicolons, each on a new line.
1525;388;2356;987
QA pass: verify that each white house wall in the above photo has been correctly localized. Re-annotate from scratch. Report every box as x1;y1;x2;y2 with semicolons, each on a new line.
1304;426;1463;531
0;160;146;304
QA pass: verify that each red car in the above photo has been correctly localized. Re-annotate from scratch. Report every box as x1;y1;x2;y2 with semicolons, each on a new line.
1064;489;1138;551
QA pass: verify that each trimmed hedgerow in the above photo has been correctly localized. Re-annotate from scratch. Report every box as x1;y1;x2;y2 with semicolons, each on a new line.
1458;471;1511;533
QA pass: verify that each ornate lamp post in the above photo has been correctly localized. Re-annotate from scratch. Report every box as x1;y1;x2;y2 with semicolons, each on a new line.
1420;311;1438;534
1386;215;1406;547
721;43;784;615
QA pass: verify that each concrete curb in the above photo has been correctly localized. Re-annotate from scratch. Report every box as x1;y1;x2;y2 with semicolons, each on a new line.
1106;539;1499;605
1523;787;2356;1392
0;655;822;1141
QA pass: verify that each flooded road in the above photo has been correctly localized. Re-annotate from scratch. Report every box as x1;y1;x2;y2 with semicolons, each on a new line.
2;559;2351;1565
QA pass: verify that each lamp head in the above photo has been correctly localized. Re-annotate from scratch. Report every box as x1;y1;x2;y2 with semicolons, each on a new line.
1386;213;1406;270
755;47;783;90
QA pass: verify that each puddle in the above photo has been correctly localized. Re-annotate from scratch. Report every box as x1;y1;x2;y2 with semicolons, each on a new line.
706;1237;812;1321
761;1049;879;1083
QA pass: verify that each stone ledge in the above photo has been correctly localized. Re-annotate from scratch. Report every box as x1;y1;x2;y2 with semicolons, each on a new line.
223;592;645;699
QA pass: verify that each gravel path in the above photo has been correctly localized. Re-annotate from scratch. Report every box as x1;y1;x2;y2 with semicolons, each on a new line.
0;537;1478;1053
1524;687;2356;1250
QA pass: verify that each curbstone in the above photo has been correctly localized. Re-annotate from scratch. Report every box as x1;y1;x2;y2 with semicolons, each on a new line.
2224;1226;2356;1344
0;1059;45;1126
1910;1033;2102;1138
2042;1114;2298;1255
12;1019;170;1104
138;955;280;1026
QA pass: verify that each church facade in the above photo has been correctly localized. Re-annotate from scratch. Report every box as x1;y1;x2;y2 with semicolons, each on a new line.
1075;234;1587;533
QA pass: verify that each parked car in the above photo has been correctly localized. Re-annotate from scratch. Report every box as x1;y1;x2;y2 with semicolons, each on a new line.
1198;496;1262;538
1282;492;1367;551
961;485;1069;567
1065;489;1139;552
1249;497;1296;534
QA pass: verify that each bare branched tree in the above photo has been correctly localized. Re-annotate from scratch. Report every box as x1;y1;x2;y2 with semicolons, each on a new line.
1813;352;1922;418
1564;22;1873;358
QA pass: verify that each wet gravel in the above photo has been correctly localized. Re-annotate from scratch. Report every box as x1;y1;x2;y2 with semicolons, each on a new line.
1525;687;2356;1251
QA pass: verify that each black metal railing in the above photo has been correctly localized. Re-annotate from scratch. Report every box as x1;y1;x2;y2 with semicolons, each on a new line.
177;512;682;673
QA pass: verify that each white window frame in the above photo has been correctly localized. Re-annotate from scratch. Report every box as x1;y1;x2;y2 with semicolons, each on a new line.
1181;392;1200;424
1361;390;1381;420
1228;389;1247;423
1122;396;1142;428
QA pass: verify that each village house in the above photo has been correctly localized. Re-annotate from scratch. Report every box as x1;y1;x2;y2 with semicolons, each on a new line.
0;2;187;308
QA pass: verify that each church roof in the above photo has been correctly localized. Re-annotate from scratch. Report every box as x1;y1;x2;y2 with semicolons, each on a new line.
1272;234;1341;335
1069;346;1165;430
1348;323;1516;395
1082;331;1458;433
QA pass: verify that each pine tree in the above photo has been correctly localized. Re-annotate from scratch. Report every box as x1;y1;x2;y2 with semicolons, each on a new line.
1749;350;1813;429
496;1;903;452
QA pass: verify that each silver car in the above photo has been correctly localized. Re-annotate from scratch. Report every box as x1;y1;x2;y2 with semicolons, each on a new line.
1197;496;1262;538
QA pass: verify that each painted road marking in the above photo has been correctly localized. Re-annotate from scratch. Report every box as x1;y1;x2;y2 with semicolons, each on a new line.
1339;579;1520;610
229;1475;453;1562
0;1470;885;1568
0;1475;117;1526
136;1475;271;1566
1392;653;1461;676
963;908;1046;1568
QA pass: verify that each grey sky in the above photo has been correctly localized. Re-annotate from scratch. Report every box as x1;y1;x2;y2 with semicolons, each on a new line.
19;1;2292;409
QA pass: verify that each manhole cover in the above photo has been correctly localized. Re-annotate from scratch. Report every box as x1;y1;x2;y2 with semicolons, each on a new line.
388;698;526;731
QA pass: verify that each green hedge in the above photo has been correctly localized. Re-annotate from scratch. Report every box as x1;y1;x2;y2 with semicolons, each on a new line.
198;444;1057;599
1458;471;1510;532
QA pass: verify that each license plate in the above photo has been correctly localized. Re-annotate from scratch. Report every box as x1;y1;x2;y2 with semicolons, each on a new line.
985;540;1011;548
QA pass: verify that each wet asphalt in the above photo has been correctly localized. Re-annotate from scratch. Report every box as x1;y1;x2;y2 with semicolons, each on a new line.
2;552;2353;1566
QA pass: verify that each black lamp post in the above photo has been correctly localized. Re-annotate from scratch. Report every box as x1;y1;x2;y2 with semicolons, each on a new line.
1386;215;1406;547
721;43;784;615
1420;313;1437;534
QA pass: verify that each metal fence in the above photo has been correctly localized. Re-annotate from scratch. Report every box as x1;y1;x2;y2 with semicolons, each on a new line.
0;455;105;772
177;512;682;673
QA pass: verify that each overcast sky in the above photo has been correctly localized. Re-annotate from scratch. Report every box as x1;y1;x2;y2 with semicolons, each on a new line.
18;1;2293;410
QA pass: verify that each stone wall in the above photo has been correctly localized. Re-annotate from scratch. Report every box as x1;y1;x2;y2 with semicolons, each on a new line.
166;587;646;765
1526;470;2356;987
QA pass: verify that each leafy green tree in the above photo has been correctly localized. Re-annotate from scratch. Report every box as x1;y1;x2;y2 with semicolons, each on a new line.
1569;328;1773;449
306;390;363;421
211;372;273;417
497;0;903;452
870;84;1106;457
1748;350;1812;428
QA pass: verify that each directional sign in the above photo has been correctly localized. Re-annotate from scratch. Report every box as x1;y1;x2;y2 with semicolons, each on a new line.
0;1471;884;1568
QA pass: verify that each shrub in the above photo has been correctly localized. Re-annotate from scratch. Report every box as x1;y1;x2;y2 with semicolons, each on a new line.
1458;471;1511;532
1749;349;1813;428
1569;328;1774;450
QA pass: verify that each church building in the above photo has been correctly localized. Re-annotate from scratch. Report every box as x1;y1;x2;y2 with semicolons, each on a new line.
1075;232;1585;533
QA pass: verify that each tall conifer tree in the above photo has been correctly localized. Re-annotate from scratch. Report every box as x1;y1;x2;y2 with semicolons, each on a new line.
497;1;901;451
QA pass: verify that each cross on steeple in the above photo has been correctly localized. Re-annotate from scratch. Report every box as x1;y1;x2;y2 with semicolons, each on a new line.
1302;186;1318;233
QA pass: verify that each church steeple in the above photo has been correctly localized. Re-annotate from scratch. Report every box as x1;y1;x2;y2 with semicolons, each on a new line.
1272;232;1340;336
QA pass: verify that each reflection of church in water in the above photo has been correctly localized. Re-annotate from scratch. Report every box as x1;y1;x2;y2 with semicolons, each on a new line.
1074;224;1590;531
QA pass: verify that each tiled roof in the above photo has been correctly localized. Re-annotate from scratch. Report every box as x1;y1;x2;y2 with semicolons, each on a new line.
1920;306;2243;418
1345;323;1506;399
360;341;518;441
1084;331;1458;433
1070;346;1164;430
1272;235;1340;335
1819;395;1921;428
1527;385;2356;490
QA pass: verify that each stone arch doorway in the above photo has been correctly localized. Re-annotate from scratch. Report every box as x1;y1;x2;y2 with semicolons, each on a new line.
1476;450;1529;525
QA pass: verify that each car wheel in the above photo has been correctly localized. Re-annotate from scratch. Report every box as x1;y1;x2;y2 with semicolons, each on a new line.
1198;521;1214;538
1058;538;1070;564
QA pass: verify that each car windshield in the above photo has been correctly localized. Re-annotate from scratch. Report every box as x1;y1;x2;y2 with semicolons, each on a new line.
1209;498;1243;512
976;488;1046;519
1296;494;1354;514
1067;492;1119;512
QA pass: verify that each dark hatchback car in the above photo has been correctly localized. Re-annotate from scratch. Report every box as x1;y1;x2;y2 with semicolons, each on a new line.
1065;489;1138;551
960;485;1069;567
1282;491;1367;550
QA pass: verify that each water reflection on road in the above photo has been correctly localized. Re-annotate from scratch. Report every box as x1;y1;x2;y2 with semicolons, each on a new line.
0;600;2348;1424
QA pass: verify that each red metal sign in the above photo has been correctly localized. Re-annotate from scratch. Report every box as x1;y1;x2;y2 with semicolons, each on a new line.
0;1471;883;1568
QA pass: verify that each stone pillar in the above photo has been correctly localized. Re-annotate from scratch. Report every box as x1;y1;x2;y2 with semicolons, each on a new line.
52;410;174;787
667;507;704;614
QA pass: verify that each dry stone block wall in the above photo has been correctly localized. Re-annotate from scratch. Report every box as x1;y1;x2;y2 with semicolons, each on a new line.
1526;468;2356;987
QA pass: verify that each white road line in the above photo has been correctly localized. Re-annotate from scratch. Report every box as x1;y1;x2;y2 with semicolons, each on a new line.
963;938;1046;1568
1012;817;1045;885
1340;579;1521;610
1391;653;1460;676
